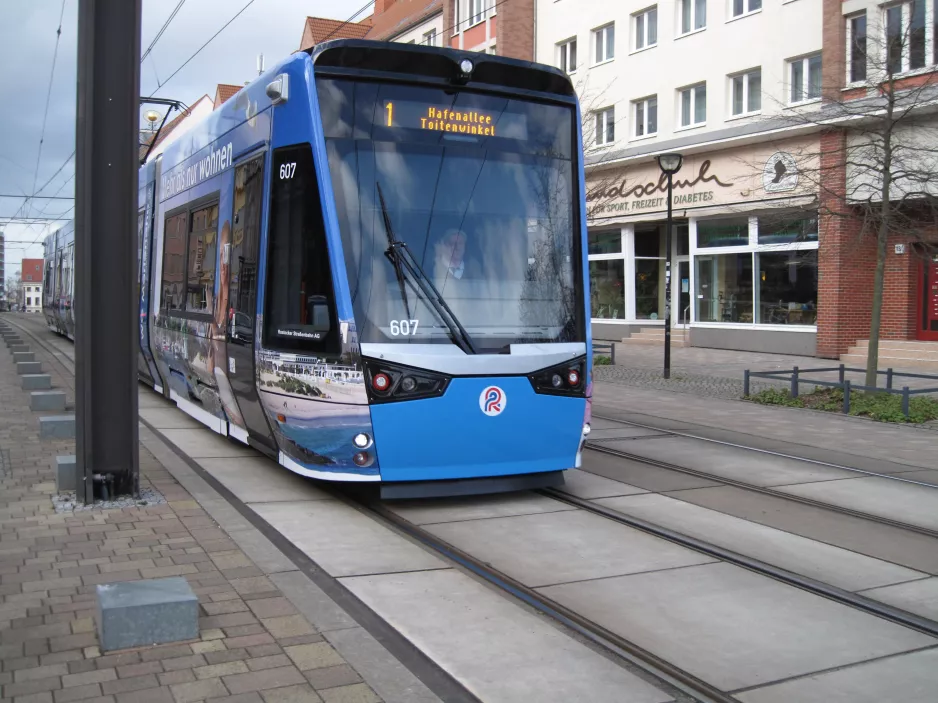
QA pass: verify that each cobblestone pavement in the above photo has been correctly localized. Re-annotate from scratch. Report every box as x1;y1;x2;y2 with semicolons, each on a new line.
0;319;387;703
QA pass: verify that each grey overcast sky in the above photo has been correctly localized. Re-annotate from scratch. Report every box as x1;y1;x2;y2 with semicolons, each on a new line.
1;0;368;273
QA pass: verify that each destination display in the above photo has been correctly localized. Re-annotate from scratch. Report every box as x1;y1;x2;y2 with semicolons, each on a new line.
382;100;527;139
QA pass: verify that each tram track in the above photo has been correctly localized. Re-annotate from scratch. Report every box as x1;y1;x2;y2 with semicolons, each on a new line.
9;313;938;702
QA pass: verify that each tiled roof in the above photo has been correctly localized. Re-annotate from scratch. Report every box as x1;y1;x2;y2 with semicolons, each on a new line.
366;0;441;42
299;16;372;51
214;83;242;109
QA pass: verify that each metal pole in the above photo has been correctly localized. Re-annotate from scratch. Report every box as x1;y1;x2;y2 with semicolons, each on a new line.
75;0;142;502
663;172;673;380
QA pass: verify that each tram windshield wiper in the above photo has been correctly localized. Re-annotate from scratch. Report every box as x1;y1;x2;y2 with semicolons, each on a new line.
376;183;478;356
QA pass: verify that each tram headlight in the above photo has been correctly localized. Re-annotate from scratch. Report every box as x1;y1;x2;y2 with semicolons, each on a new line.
551;374;563;389
353;433;372;449
400;376;417;392
364;359;451;404
460;59;474;74
353;451;374;467
528;356;587;398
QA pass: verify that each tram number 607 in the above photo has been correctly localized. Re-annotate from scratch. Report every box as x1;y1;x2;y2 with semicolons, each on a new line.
279;163;297;180
390;319;419;336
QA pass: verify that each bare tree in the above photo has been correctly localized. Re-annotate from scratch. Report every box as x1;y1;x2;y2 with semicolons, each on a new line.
5;271;22;308
762;9;938;388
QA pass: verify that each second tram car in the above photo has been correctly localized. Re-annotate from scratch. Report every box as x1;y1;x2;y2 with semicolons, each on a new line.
42;39;592;497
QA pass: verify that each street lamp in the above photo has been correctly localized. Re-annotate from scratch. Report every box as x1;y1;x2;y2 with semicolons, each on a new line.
656;152;683;380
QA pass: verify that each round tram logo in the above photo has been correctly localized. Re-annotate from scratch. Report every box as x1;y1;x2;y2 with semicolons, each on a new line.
479;386;506;416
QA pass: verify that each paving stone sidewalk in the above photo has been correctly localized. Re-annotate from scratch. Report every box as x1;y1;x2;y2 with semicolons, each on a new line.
0;323;386;703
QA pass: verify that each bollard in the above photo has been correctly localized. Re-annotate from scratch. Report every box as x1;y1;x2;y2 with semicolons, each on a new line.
886;368;894;390
838;364;845;385
902;387;910;418
843;380;851;414
744;369;750;397
790;366;799;398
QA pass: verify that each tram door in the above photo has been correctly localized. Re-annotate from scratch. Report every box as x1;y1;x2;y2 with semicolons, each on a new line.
226;155;276;450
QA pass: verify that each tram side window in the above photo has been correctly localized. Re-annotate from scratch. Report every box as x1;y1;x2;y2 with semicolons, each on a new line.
263;144;340;354
161;212;188;312
186;203;219;314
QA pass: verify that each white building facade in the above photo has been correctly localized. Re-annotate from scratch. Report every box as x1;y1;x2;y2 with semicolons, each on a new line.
23;283;42;313
536;0;826;355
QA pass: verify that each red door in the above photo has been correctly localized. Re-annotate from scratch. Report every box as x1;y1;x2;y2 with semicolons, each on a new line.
918;252;938;341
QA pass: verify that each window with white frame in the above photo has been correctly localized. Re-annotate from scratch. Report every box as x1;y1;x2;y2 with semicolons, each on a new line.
588;230;625;320
732;0;761;18
633;96;658;137
422;29;438;46
594;23;615;63
847;13;867;83
469;0;487;26
679;83;706;126
885;1;926;74
731;68;761;115
558;38;577;73
680;0;707;34
788;54;822;103
595;107;615;145
692;212;818;326
634;7;658;50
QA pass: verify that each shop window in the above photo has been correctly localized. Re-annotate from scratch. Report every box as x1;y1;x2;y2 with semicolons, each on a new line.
696;216;749;247
634;224;664;257
757;212;818;244
695;253;753;323
589;259;625;319
757;250;818;324
186;203;219;314
635;259;664;319
588;230;622;255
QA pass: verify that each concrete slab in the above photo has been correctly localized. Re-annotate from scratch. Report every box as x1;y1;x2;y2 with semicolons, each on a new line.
386;492;575;526
55;456;76;492
16;361;42;375
96;577;198;651
139;406;203;430
426;509;715;587
874;469;938;488
582;449;723;492
250;500;446;577
597;493;926;591
610;436;859;487
668;485;938;574
737;648;938;702
138;389;171;408
158;428;255;458
775;477;938;532
39;414;75;439
198;456;332;503
21;374;51;390
560;469;649;499
858;578;938;621
540;562;935;691
341;569;671;703
30;390;66;412
12;352;34;363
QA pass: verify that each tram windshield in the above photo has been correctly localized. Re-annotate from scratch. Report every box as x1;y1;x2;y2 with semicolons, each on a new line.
318;78;583;354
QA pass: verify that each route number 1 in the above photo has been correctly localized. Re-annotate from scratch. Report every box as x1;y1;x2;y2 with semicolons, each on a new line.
279;163;296;179
386;102;393;127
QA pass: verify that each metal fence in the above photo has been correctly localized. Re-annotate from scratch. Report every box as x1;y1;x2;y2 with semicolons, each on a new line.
593;341;616;366
744;364;938;417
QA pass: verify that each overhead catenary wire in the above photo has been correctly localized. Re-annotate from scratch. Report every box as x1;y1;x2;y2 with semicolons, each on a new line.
28;0;68;220
319;0;375;44
141;0;187;63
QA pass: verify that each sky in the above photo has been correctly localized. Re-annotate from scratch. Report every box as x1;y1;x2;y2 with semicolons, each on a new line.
0;0;369;277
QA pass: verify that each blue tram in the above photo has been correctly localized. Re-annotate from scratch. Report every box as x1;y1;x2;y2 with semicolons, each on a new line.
44;39;592;497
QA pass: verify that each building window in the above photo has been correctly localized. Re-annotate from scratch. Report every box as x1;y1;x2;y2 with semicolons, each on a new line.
679;83;706;127
469;0;487;26
634;96;658;137
588;230;624;319
422;29;438;46
558;38;577;73
789;54;822;103
732;0;761;17
634;7;658;50
595;107;615;145
634;225;665;319
695;253;753;323
594;23;615;63
848;13;867;83
731;69;761;116
186;203;219;314
756;251;818;324
697;216;749;247
886;1;926;74
757;212;818;244
680;0;707;34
